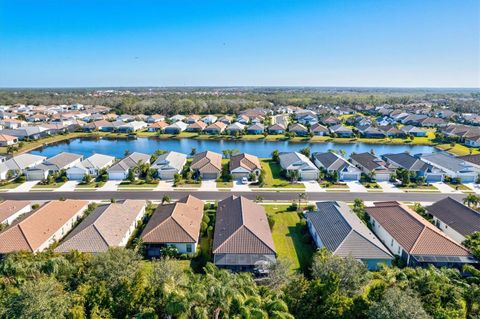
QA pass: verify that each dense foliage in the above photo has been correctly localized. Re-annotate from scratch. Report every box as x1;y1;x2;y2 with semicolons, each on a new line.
0;248;479;319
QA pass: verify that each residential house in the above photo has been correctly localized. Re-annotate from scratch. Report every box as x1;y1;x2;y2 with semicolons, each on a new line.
288;123;308;136
5;153;46;176
201;115;218;124
418;117;447;127
185;115;201;124
83;120;112;132
26;152;83;181
350;152;395;181
312;152;361;181
226;122;245;135
141;195;203;256
378;125;406;138
107;152;151;180
426;197;480;244
55;200;146;253
310;123;329;136
117;121;148;133
400;125;427;137
218;115;234;124
0;201;32;226
66;154;115;180
229;153;261;179
190;151;222;179
213;196;276;272
146;114;165;123
246;123;264;135
278;152;319;180
382;152;444;183
236;114;250;124
164;121;188;134
356;125;386;138
458;154;480;167
267;124;286;135
0;200;89;254
366;201;477;268
306;201;393;270
186;121;207;132
321;116;340;126
297;112;318;125
0;134;18;146
329;124;354;138
204;122;226;135
147;121;168;132
0;127;48;140
420;152;480;183
151;151;187;180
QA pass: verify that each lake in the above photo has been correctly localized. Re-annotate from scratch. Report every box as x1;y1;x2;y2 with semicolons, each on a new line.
29;137;437;158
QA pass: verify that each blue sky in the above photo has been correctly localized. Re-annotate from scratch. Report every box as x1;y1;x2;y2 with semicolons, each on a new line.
0;0;478;88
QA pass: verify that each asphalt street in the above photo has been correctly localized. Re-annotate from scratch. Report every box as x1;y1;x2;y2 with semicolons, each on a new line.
0;190;466;202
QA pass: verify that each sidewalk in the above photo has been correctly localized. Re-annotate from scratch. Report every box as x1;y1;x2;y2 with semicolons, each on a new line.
8;181;39;193
97;181;121;191
346;181;368;192
302;181;325;192
432;182;462;194
378;181;404;193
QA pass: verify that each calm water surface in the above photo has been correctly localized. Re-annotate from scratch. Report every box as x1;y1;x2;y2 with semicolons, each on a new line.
29;137;437;159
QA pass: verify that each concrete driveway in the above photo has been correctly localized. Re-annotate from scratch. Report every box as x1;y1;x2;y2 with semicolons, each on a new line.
302;181;324;192
156;180;174;190
232;180;251;192
54;181;79;192
8;181;39;193
97;181;122;191
199;180;217;191
464;183;480;194
378;181;403;193
432;182;462;194
346;181;368;192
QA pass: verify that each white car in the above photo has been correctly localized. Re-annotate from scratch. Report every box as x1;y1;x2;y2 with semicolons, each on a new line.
241;177;249;184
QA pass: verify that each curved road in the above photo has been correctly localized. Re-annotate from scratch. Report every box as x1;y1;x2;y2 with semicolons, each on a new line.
0;190;466;202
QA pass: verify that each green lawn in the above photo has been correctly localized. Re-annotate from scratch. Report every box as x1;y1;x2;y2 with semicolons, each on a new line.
320;182;349;189
436;143;480;156
446;183;471;191
263;205;315;273
216;181;233;188
118;182;157;189
255;159;305;189
32;182;66;189
0;181;24;190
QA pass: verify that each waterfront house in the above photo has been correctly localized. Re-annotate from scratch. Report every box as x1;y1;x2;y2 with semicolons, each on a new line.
229;153;261;179
185;115;201;124
420;152;480;183
0;201;32;226
0;200;89;254
366;201;477;268
278;152;319;180
55;200;146;253
186;121;207;132
147;121;168;132
288;123;308;136
0;134;18;146
213;196;276;272
83;120;112;132
267;123;286;135
321;116;340;126
246;123;265;135
356;125;386;138
237;114;250;124
201;115;218;124
382;152;444;182
5;153;46;175
350;152;395;181
146;114;165;123
226;122;245;135
426;197;480;244
329;124;354;138
297;112;318;125
169;114;186;122
107;152;151;180
310;123;329;136
141;195;204;257
0;126;48;140
306;201;393;270
204;122;226;134
26;152;83;181
190;151;222;179
151;151;187;180
400;125;427;137
312;151;361;181
117;120;148;133
378;125;406;138
66;154;116;180
164;121;188;134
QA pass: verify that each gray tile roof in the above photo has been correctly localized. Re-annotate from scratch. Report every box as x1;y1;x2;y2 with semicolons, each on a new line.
279;152;318;172
107;152;150;173
306;201;392;260
5;153;46;171
421;152;479;173
151;151;187;172
313;152;352;171
426;197;480;237
79;153;115;170
383;152;432;172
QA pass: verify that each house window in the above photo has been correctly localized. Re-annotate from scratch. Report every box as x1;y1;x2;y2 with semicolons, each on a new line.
390;239;394;246
186;244;192;253
371;220;375;227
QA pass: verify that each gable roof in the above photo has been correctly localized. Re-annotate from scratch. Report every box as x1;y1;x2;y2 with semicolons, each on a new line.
107;152;150;173
55;200;146;253
213;196;275;255
383;152;432;172
141;195;204;244
279;152;318;171
0;200;88;253
426;197;480;237
0;201;30;224
151;151;187;171
458;154;480;166
351;152;392;172
312;152;352;171
421;153;478;173
79;153;115;170
190;151;222;173
366;201;474;258
229;153;261;172
6;153;47;171
306;201;392;260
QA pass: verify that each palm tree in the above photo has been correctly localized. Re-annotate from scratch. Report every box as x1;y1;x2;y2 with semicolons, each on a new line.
298;192;307;211
463;194;480;208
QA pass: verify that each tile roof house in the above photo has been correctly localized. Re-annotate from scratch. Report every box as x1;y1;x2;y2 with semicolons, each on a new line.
190;151;222;179
226;122;246;134
400;125;427;137
186;121;207;132
246;123;265;135
201;115;218;124
279;152;319;180
366;201;477;268
151;151;187;180
117;120;148;133
204;122;227;134
107;152;151;180
0;127;49;140
312;152;361;181
5;153;46;174
420;152;480;183
0;201;32;226
229;153;261;179
66;153;116;180
26;152;83;181
185;114;201;124
426;197;480;243
288;123;309;136
213;196;276;271
55;200;146;253
350;152;395;181
0;200;89;254
267;123;286;135
147;121;168;132
306;201;393;270
0;134;19;146
164;121;188;134
458;154;480;166
141;195;204;256
310;123;329;136
329;124;354;137
382;152;445;183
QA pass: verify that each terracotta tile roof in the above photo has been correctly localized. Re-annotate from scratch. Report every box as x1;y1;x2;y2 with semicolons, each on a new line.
0;134;18;142
229;153;261;172
191;151;222;173
141;195;204;244
0;201;30;224
0;200;88;253
148;121;168;129
366;201;472;257
213;196;275;255
187;121;207;130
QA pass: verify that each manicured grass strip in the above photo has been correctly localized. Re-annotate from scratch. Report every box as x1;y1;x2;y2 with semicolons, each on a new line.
0;181;24;190
254;159;305;189
32;182;65;189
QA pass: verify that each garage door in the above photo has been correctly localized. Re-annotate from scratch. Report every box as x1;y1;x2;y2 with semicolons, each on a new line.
460;175;475;183
108;172;126;180
67;173;85;181
341;173;359;181
375;174;390;182
232;172;249;179
159;171;176;180
425;175;443;183
202;173;218;180
300;171;318;181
